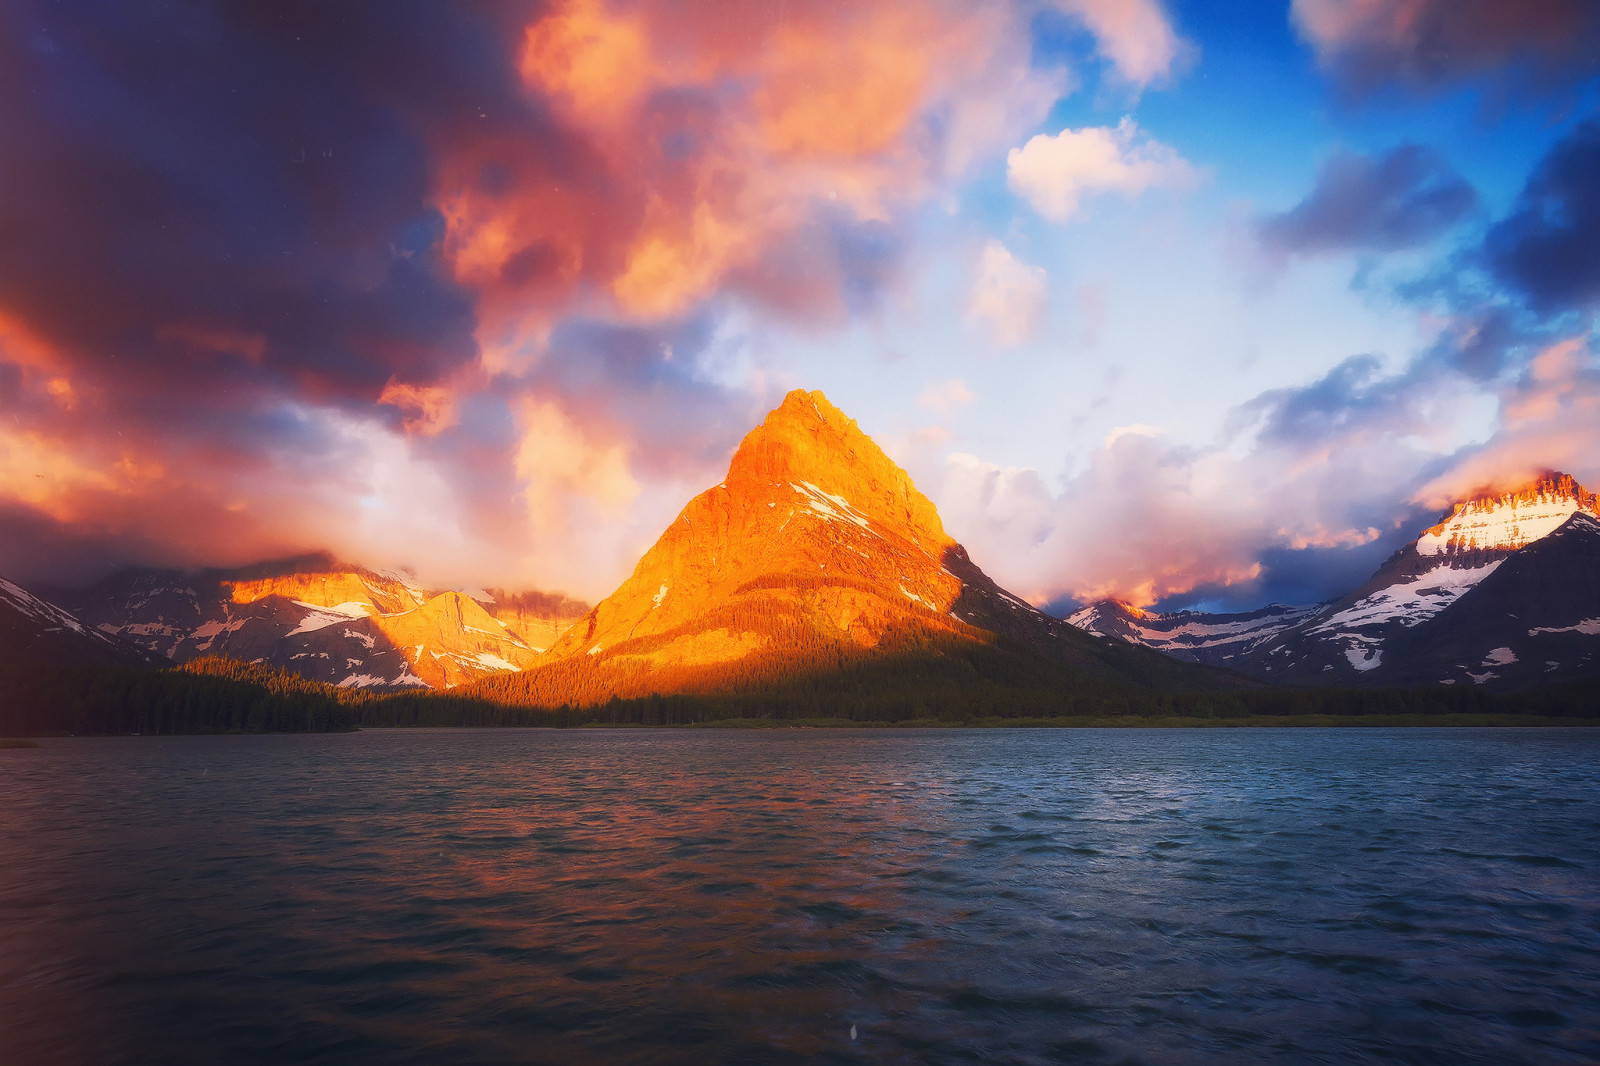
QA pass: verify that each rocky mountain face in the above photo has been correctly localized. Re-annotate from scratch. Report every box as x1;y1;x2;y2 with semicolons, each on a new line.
1066;601;1318;667
1070;473;1600;688
477;589;592;652
482;389;1242;705
0;574;161;671
48;555;587;690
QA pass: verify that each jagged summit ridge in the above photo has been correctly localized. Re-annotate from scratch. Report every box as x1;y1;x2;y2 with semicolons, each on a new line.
548;389;966;662
1418;471;1599;557
727;389;952;552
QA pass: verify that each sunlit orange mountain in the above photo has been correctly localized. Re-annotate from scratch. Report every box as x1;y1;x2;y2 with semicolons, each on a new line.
468;390;1239;709
50;556;588;689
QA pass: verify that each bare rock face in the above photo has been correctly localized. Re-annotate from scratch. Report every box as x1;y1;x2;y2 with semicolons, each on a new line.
518;389;1238;702
474;589;592;652
370;591;541;689
545;389;968;668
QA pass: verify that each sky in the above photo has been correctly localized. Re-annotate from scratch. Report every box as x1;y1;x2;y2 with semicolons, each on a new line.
1;0;1597;613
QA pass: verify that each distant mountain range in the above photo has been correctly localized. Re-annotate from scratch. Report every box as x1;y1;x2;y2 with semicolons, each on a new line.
2;396;1596;705
1069;473;1600;689
38;554;587;689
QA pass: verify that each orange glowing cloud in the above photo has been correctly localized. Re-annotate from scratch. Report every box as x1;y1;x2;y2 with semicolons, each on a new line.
514;395;639;530
378;380;460;436
519;0;661;130
1414;336;1600;507
0;311;64;373
433;0;1062;366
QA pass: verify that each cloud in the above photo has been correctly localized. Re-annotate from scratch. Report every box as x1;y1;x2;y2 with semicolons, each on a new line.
1414;336;1600;506
1256;144;1476;258
0;1;1072;595
918;379;977;416
1485;117;1600;313
1053;0;1188;89
1291;0;1600;99
378;381;460;437
927;348;1493;609
439;0;1066;366
1007;118;1197;223
969;241;1049;346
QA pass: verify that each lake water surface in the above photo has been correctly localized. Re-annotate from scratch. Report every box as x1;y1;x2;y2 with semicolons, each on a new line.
2;727;1597;1064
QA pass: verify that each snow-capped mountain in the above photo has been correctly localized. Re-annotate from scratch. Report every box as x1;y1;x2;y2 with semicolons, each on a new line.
1065;601;1317;667
48;555;587;690
1071;473;1600;688
0;573;161;670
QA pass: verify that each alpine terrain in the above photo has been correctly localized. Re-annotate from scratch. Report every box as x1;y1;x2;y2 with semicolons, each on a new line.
0;574;160;671
470;389;1244;710
1071;473;1600;688
47;555;587;690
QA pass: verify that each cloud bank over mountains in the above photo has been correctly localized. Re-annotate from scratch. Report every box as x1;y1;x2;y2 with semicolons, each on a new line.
0;1;1595;613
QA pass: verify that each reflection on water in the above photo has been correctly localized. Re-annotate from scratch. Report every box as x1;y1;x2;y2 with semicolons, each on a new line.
1;728;1597;1064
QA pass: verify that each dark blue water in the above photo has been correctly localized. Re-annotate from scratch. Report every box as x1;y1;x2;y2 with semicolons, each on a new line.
1;728;1597;1065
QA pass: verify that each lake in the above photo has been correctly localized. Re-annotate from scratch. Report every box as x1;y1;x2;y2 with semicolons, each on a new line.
2;727;1597;1064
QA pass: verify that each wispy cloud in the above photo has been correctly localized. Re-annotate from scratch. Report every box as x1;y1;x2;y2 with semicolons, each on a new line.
969;242;1049;346
1007;118;1198;223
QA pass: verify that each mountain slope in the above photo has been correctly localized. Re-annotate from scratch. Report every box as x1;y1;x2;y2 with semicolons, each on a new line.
1072;472;1600;689
0;574;161;671
49;555;585;690
1341;511;1600;688
471;389;1246;708
1066;601;1317;667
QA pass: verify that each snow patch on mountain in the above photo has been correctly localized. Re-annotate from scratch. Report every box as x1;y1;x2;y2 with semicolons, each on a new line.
1308;562;1501;633
288;604;372;636
791;481;875;533
1529;617;1600;636
1;576;92;636
1345;644;1382;671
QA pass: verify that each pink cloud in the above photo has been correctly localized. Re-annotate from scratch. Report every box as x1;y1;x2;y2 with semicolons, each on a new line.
1054;0;1189;88
1007;118;1198;223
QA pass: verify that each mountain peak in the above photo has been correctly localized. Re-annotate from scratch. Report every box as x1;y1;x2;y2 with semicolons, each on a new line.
1419;470;1600;557
726;388;951;552
487;389;1243;705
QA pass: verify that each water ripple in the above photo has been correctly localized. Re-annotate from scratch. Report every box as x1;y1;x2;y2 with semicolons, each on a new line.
0;727;1597;1064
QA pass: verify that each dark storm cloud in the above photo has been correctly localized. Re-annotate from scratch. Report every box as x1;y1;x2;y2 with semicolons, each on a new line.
1257;145;1476;258
1486;117;1600;314
1292;0;1600;101
1420;307;1523;381
0;1;510;402
1237;354;1416;447
1151;502;1437;613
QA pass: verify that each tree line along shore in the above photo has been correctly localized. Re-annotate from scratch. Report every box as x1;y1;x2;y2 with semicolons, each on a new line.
2;653;1596;736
